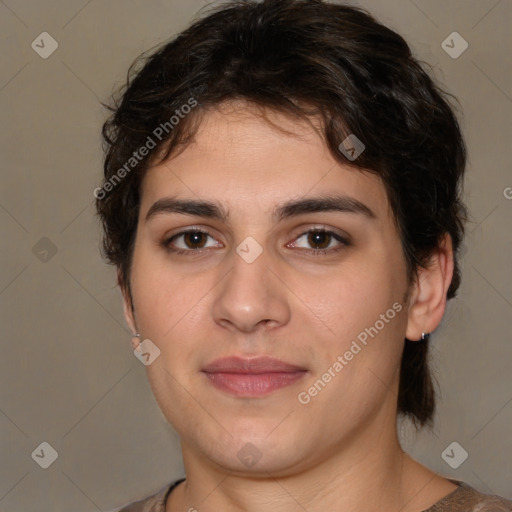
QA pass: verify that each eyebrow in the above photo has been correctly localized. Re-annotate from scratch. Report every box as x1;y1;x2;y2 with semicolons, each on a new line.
145;194;376;222
275;195;375;221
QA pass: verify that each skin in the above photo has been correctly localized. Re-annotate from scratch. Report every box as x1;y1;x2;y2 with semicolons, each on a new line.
122;101;457;512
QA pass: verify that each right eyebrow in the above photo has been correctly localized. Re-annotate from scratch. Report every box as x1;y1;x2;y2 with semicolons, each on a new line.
145;197;229;222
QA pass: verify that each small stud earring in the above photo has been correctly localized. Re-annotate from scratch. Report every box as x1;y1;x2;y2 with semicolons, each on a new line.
421;332;430;341
131;332;141;350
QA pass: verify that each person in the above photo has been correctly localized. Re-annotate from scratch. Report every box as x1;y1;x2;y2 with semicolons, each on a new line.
95;1;511;511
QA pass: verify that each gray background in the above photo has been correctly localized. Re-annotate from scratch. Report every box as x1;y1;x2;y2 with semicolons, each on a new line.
0;1;510;510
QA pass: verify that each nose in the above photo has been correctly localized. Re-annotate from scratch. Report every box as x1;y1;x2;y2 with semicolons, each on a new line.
211;248;291;334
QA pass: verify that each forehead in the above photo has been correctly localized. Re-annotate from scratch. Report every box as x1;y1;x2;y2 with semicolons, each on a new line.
140;102;391;221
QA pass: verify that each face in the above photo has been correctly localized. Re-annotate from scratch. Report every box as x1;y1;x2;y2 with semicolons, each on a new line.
124;102;413;477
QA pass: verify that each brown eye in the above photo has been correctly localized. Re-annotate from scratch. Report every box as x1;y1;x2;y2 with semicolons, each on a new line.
183;231;208;249
307;231;332;249
164;229;221;253
289;228;350;254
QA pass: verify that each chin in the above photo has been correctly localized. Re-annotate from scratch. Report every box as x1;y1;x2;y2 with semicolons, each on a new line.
211;442;306;477
198;419;309;475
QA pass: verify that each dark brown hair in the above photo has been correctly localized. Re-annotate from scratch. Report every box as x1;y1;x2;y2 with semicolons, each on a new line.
96;0;467;427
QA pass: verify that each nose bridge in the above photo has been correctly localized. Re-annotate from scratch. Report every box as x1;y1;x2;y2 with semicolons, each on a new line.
211;243;291;332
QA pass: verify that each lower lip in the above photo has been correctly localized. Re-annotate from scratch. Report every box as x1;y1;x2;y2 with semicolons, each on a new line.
203;371;307;397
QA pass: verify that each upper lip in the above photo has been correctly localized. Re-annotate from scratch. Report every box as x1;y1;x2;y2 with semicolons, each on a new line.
202;356;307;374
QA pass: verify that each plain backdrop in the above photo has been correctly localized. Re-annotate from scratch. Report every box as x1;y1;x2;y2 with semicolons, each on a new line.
0;1;511;510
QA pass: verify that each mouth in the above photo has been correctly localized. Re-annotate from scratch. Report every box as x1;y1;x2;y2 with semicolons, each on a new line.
201;356;308;397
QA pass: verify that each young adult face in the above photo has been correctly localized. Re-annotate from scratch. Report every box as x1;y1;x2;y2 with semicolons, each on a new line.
123;101;452;478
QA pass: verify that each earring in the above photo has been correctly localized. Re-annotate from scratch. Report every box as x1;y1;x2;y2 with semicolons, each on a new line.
131;332;141;350
421;332;430;341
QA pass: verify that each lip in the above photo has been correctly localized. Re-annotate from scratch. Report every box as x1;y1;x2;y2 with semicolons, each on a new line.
202;356;306;374
202;356;308;397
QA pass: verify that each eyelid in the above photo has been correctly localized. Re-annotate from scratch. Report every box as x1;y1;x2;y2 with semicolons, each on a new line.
164;225;217;239
162;227;223;251
287;231;349;253
287;225;351;244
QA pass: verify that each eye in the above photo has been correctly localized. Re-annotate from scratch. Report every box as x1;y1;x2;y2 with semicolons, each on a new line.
163;229;222;253
289;229;349;254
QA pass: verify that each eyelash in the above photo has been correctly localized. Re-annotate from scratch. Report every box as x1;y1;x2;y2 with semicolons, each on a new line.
161;228;350;257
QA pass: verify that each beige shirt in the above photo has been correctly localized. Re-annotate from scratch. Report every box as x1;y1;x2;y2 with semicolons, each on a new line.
117;479;512;511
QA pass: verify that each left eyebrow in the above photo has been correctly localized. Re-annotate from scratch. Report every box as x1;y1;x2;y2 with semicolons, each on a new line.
273;194;376;222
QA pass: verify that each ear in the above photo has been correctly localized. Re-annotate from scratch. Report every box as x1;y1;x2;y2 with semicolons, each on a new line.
119;270;138;338
405;233;454;341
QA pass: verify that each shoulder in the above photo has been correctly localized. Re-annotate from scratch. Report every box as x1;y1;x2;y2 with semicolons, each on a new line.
428;481;512;512
470;493;512;512
116;478;185;512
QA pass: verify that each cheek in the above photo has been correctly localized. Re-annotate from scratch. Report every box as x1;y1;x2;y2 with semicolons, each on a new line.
130;249;208;334
294;251;408;387
297;262;399;335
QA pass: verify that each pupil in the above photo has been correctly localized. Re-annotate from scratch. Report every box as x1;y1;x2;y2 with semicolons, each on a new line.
308;231;330;249
185;232;206;248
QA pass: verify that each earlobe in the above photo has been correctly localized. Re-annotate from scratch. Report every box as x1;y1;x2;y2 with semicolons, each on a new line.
405;234;454;342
